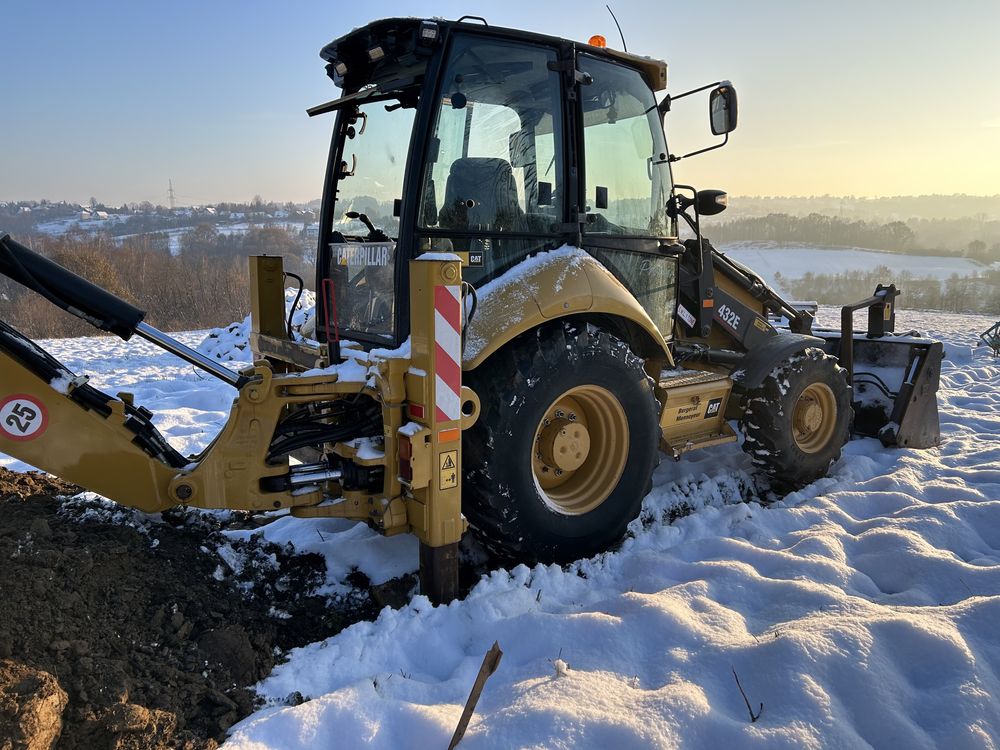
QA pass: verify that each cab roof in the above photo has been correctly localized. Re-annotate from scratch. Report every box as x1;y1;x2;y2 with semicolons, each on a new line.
320;17;667;93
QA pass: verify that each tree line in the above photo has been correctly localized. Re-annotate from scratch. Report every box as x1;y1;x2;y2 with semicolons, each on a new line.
777;266;1000;315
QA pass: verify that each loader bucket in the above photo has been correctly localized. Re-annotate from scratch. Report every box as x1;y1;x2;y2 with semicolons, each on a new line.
811;285;943;449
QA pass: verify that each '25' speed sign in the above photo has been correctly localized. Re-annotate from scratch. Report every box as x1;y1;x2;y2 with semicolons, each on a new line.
0;395;48;442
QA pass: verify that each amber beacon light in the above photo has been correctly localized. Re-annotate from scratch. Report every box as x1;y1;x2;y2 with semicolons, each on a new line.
588;34;607;47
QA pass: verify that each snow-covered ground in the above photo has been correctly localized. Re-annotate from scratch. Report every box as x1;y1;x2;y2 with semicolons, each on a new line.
720;242;987;294
2;308;999;748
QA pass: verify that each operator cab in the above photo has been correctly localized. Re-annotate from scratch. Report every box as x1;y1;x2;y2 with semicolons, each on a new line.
311;18;733;350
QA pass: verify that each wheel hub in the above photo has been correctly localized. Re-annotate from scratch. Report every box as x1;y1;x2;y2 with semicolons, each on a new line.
795;400;823;434
538;418;591;472
531;386;629;515
792;383;837;453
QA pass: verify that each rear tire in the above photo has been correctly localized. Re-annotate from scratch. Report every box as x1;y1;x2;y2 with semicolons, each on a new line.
463;322;660;564
740;347;852;491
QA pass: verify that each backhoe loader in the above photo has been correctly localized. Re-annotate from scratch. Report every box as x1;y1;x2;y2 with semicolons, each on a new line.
0;17;942;602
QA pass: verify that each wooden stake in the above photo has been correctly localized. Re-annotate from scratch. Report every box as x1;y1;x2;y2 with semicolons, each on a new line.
448;641;503;749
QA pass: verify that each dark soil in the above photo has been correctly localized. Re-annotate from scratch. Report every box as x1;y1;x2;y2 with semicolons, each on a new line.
0;468;380;749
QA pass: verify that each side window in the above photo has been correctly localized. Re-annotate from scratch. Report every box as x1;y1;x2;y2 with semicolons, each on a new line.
579;56;672;237
419;37;564;236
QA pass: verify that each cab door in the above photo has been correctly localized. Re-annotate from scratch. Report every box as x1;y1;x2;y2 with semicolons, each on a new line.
414;33;569;287
577;54;678;340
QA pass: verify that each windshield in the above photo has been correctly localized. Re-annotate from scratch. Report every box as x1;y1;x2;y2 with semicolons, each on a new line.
322;96;417;344
332;100;416;238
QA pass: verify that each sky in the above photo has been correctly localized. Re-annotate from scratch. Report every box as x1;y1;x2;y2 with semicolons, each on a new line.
2;0;997;206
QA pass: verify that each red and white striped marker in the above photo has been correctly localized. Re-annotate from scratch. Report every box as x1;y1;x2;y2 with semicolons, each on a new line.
434;284;462;423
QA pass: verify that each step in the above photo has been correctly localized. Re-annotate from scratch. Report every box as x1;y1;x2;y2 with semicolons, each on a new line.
658;369;730;390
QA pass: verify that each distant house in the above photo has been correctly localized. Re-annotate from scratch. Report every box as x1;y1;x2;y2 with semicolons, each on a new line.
79;210;92;220
93;211;109;220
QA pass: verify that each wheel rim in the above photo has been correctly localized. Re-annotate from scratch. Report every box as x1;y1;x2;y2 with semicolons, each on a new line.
792;382;837;453
531;385;629;515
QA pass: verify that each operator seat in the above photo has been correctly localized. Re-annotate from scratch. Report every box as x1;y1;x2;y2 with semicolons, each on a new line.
438;157;528;233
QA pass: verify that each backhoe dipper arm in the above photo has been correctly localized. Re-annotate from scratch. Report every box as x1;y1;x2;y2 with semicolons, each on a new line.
0;317;184;512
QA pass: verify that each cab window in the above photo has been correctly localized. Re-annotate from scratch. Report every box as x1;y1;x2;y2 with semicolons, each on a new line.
579;56;672;237
418;35;565;284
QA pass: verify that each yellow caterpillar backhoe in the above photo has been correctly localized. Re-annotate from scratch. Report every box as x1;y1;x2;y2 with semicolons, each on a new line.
0;17;942;602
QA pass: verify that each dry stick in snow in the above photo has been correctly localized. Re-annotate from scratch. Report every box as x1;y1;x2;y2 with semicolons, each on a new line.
448;641;503;750
732;667;763;723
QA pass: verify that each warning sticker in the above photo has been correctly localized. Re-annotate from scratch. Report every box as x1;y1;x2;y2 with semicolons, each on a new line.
439;450;458;489
0;394;48;442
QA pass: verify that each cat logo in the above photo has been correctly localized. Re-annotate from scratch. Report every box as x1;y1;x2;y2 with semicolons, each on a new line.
335;242;393;267
705;398;723;419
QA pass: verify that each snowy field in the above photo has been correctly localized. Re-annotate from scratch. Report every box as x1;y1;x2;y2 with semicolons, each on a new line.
720;242;987;295
2;307;1000;748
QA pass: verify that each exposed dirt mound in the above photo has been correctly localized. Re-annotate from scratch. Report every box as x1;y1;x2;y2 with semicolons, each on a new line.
0;660;68;750
0;468;378;749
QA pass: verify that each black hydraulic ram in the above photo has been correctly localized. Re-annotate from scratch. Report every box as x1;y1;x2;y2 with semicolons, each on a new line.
0;232;248;388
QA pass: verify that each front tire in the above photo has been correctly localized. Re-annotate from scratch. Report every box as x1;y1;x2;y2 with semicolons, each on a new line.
740;347;852;491
463;323;660;564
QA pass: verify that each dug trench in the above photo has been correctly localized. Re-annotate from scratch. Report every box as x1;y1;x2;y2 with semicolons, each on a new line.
0;468;384;750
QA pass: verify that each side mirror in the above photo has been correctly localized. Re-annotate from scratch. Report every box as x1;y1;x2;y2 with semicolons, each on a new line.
710;84;738;136
664;80;738;162
696;189;728;216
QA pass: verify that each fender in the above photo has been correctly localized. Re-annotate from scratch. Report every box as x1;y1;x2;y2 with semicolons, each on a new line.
731;332;825;393
463;248;671;370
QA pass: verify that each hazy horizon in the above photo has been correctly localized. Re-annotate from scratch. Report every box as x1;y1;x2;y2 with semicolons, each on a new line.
3;1;998;206
8;193;1000;210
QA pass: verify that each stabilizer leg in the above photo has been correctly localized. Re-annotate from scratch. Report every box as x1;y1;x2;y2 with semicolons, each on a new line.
419;542;460;605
